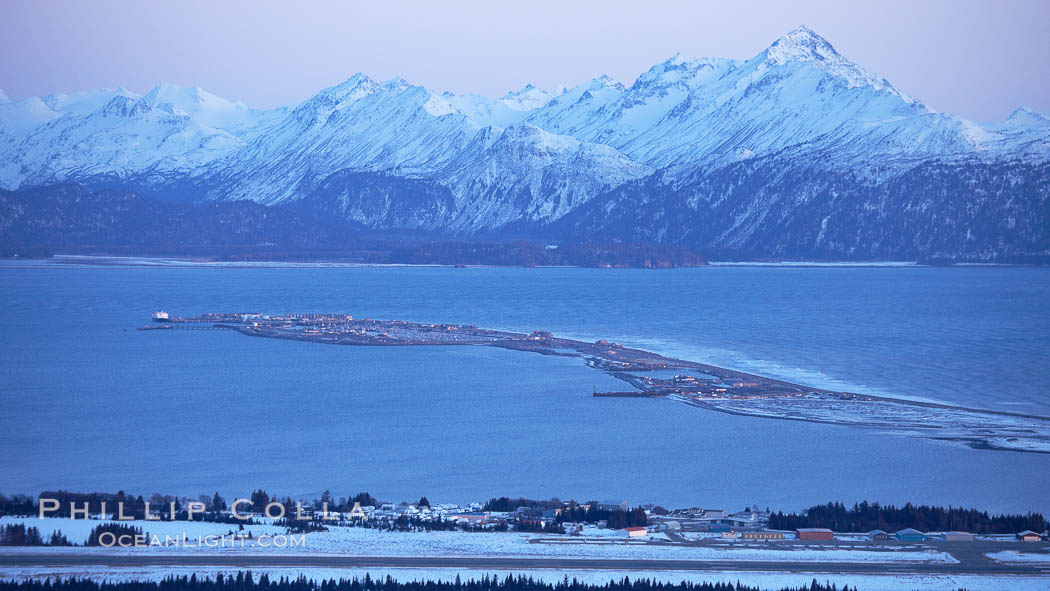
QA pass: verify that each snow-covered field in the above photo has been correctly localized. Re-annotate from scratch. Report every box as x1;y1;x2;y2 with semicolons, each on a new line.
988;550;1050;563
0;566;1048;591
0;518;957;563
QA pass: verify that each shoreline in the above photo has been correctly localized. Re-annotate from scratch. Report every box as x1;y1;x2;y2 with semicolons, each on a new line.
4;254;1048;270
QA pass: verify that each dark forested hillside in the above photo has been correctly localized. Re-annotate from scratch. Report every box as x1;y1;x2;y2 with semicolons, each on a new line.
0;184;359;255
0;185;704;267
553;159;1050;262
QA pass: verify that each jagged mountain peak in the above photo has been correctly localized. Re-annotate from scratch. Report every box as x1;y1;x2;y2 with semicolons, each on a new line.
141;82;243;115
652;52;736;71
588;74;625;92
341;72;377;86
144;82;204;103
633;54;739;92
500;84;555;111
765;25;838;64
326;73;382;97
39;87;141;115
421;91;464;117
382;76;410;92
135;82;273;133
0;89;9;104
99;94;152;118
760;26;916;104
1007;106;1050;127
294;73;382;117
144;81;192;98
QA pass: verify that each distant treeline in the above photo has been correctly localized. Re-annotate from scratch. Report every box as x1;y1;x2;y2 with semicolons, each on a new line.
0;522;148;547
387;241;706;268
0;524;71;546
248;489;381;514
0;574;855;591
769;501;1047;534
482;497;564;512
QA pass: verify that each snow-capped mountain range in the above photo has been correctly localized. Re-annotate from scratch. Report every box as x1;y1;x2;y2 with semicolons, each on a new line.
2;27;1048;259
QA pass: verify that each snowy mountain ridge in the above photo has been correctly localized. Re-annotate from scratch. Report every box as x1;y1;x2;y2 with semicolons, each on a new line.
1;27;1048;257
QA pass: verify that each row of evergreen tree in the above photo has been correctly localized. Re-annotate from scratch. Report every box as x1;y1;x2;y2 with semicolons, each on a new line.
0;573;854;591
482;498;563;512
555;506;648;529
84;523;147;546
0;522;151;547
248;490;382;514
482;497;648;529
512;520;566;534
768;501;1047;533
0;524;71;546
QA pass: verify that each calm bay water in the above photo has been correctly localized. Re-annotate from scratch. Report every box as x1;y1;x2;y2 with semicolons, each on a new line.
1;261;1049;513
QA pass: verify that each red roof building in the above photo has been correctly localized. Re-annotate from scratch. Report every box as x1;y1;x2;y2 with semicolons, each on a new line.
796;528;835;541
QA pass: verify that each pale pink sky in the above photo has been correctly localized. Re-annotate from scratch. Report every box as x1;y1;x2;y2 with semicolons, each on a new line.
1;0;1048;121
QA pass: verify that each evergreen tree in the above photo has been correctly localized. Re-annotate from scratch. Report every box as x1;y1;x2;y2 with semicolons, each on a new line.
250;489;270;513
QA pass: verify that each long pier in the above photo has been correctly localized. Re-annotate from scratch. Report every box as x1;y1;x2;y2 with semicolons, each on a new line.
137;324;234;331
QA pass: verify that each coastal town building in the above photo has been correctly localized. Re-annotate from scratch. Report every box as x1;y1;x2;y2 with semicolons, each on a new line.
895;528;928;542
797;528;835;541
449;511;489;523
742;530;786;540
